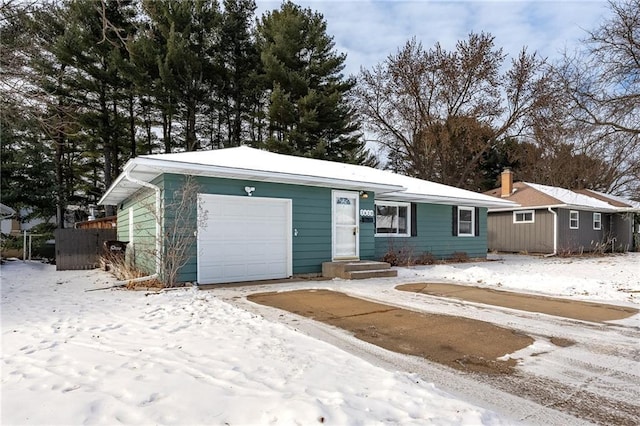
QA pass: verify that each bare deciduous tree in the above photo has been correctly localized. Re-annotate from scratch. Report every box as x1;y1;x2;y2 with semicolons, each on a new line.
354;33;555;190
129;175;206;287
555;0;640;197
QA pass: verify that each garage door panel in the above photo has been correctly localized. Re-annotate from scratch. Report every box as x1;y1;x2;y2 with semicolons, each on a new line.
197;194;292;284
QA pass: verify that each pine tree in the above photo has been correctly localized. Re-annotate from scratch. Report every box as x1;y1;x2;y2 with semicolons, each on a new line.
142;0;221;152
217;0;260;147
256;1;366;163
53;0;138;209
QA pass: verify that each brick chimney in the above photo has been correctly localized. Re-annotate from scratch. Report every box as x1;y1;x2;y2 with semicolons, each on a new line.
501;169;513;197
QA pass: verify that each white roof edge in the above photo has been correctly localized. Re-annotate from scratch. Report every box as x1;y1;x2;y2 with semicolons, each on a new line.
98;160;137;205
380;193;519;208
100;147;538;208
581;188;640;208
141;157;405;192
99;157;406;206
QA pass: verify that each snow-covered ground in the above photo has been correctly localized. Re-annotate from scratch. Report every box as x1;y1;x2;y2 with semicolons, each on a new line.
400;252;640;306
1;253;639;425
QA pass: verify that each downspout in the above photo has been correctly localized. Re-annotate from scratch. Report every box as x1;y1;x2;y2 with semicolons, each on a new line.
115;169;162;284
546;207;557;257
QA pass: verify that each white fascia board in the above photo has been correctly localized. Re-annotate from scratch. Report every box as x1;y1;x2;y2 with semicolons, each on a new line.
99;157;405;206
98;159;139;206
380;192;520;208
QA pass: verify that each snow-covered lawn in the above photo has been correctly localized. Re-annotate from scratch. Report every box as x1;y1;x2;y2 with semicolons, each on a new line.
399;252;640;306
1;253;639;425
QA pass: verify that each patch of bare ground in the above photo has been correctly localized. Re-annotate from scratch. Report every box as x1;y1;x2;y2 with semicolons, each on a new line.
248;289;533;375
397;283;638;322
244;286;640;425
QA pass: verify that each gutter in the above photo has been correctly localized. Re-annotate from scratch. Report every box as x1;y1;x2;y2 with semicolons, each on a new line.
380;193;518;209
114;167;162;284
546;207;558;257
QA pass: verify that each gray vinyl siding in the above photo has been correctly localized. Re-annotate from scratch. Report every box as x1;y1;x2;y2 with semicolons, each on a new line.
488;208;635;254
557;208;610;253
487;209;554;253
374;203;488;260
611;213;634;251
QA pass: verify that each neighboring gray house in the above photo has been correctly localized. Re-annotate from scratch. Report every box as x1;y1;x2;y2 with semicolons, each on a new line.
98;146;515;285
485;170;640;254
0;203;17;235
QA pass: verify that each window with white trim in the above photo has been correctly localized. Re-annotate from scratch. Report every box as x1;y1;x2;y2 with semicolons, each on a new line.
514;210;535;223
457;206;474;236
375;201;410;236
593;212;602;230
569;210;579;229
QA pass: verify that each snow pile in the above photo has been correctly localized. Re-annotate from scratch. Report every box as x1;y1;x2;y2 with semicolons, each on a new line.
1;261;504;425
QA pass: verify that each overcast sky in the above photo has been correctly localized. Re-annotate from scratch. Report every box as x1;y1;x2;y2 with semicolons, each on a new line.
255;0;611;77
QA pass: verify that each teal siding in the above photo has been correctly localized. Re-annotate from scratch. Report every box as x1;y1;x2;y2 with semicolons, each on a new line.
118;174;489;283
161;174;334;282
374;204;488;260
116;184;161;275
358;192;376;260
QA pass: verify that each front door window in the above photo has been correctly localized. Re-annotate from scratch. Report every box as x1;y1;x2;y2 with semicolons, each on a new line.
333;191;359;259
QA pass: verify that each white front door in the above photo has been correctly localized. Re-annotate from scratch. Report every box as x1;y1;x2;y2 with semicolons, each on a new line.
332;190;359;260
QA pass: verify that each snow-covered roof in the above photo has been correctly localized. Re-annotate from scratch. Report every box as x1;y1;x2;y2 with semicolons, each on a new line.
99;146;516;208
487;181;640;212
524;182;616;210
580;189;640;210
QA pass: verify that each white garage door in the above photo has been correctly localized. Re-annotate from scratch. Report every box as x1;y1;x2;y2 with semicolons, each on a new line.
197;194;292;284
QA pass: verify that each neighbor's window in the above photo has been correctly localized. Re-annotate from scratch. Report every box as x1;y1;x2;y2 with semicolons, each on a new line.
375;201;410;236
593;212;602;230
569;210;579;229
458;206;474;236
514;210;535;224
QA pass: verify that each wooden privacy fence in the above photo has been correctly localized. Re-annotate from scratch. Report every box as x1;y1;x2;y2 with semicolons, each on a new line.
55;228;117;271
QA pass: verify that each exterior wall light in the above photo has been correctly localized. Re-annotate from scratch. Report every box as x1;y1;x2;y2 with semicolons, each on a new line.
244;186;255;196
359;191;369;199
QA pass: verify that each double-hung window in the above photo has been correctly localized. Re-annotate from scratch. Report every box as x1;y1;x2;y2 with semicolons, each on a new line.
514;210;535;223
593;212;602;230
569;210;579;229
457;206;475;236
375;201;410;236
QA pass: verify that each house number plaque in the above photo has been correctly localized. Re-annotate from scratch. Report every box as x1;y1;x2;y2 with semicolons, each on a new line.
360;209;374;223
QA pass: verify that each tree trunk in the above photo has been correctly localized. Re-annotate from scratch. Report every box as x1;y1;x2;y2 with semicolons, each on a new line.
129;93;136;158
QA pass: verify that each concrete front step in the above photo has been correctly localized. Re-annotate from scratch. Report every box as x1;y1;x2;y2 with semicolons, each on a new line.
345;269;398;280
322;260;397;279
